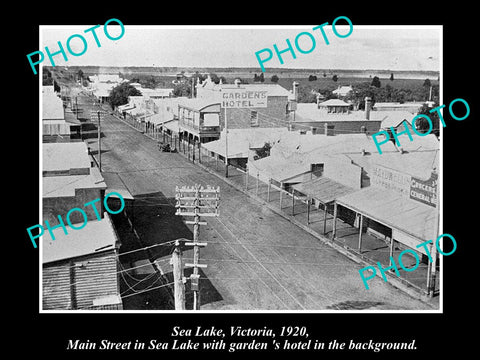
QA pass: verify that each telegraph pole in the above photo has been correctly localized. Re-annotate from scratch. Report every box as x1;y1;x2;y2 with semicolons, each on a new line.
175;184;220;310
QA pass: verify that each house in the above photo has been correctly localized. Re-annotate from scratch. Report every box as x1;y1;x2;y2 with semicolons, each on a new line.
42;142;123;310
196;77;294;130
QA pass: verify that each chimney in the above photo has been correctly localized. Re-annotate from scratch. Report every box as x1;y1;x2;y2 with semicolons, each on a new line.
364;96;372;120
324;123;335;136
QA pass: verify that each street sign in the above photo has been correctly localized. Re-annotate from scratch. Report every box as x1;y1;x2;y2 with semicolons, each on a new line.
220;89;267;108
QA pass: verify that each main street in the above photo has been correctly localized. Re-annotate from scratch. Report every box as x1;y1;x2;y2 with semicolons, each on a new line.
79;93;433;311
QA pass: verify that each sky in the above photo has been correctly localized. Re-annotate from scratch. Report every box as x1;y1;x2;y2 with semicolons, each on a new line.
39;25;441;72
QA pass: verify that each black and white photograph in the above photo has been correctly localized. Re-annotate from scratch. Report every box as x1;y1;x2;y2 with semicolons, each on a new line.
16;6;475;357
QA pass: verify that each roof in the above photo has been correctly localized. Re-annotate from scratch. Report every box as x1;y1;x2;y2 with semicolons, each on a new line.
93;83;115;97
336;186;437;241
294;104;387;123
271;132;398;157
43;167;106;198
145;112;174;125
178;98;220;112
219;84;292;97
292;176;356;204
251;152;312;182
117;103;135;112
140;88;173;97
42;213;118;264
373;102;424;110
370;147;439;180
42;88;64;120
43;142;91;172
163;119;180;133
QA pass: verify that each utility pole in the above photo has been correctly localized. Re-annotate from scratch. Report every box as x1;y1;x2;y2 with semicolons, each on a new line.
175;184;220;310
171;240;186;310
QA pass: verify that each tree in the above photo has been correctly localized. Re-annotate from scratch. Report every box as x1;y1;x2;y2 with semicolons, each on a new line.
423;78;432;87
108;82;142;109
390;73;394;81
371;76;381;88
77;69;84;82
332;74;338;82
308;75;317;81
270;74;279;83
259;73;264;83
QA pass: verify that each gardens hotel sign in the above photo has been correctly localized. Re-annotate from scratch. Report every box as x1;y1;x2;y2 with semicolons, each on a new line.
371;165;438;208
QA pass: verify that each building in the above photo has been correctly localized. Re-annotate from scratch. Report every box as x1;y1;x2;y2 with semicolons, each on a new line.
330;138;440;294
248;132;398;190
42;215;122;310
42;142;123;310
42;86;70;139
42;142;107;222
289;97;383;135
